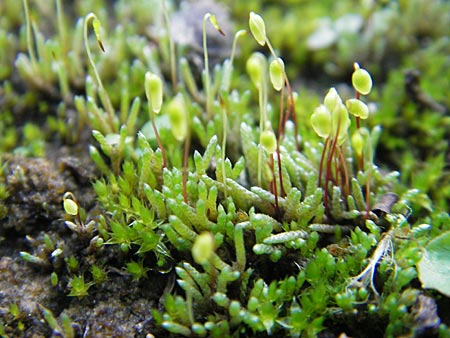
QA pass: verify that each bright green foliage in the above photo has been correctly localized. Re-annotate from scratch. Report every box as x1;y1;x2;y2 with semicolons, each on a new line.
3;1;448;337
66;256;79;273
68;275;94;297
126;260;149;280
91;265;108;284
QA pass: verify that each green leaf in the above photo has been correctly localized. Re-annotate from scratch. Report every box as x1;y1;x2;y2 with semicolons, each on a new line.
417;231;450;297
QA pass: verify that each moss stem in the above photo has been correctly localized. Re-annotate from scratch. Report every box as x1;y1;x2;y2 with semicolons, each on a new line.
161;0;177;91
23;0;37;64
203;13;213;119
83;13;115;133
265;39;299;150
219;96;228;200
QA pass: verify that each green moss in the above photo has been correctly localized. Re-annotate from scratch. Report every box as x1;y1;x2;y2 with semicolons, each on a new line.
1;0;449;337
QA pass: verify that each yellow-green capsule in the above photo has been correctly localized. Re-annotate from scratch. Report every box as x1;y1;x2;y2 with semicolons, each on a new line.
145;72;163;114
260;129;277;154
324;87;342;113
249;12;266;46
352;63;372;95
332;104;350;145
51;272;58;287
346;98;369;119
246;52;266;89
269;58;285;91
192;232;214;265
208;14;225;35
351;130;364;157
167;94;188;142
311;105;331;139
92;17;105;52
63;198;78;216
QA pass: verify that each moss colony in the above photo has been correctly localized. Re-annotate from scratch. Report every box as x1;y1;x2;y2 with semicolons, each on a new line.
0;0;449;337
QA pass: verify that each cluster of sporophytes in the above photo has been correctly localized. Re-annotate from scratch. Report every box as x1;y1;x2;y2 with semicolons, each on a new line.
4;1;449;337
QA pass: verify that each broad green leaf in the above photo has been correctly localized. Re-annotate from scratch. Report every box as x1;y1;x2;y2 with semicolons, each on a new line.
417;231;450;297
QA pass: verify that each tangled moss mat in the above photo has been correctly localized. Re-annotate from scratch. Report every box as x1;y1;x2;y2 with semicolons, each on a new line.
0;0;449;337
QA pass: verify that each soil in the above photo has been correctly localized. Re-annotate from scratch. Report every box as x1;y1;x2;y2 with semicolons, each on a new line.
0;143;171;337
